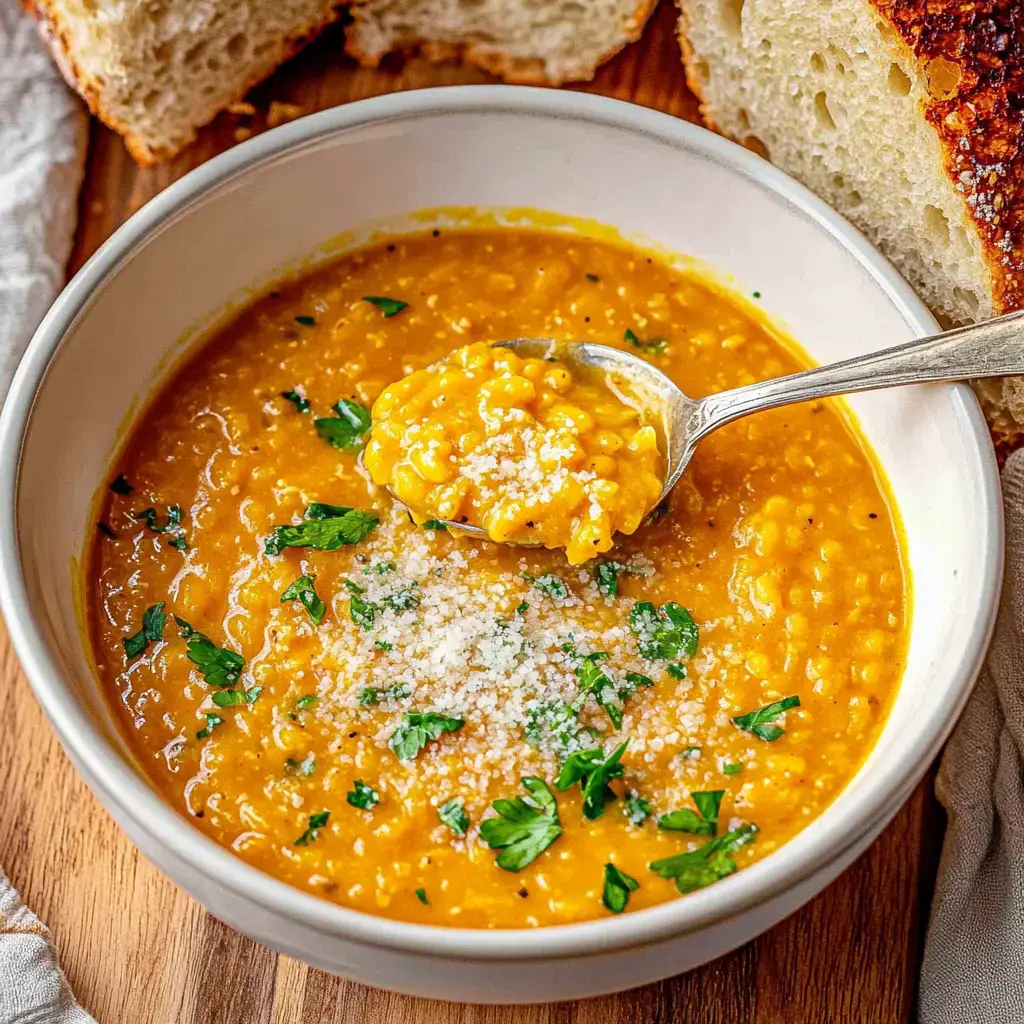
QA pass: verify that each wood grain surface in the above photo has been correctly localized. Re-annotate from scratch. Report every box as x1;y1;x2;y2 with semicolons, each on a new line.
2;2;943;1020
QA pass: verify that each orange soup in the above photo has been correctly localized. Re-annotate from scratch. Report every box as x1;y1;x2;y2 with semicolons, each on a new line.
87;226;907;928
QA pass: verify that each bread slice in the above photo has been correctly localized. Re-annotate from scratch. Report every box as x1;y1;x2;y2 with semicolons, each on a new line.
675;0;1024;437
22;0;343;165
346;0;659;84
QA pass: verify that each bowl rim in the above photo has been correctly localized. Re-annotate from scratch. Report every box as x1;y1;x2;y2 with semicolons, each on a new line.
0;85;1003;961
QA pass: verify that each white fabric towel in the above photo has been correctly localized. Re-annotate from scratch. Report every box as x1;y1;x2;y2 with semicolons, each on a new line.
0;4;92;1023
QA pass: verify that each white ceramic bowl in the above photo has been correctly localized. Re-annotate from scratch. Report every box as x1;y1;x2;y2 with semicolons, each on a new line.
0;87;1003;1003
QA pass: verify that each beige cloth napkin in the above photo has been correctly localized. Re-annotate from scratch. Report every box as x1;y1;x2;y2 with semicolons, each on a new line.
1;4;92;1023
919;448;1024;1021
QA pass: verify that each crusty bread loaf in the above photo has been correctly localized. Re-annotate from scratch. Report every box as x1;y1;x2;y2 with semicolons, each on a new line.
675;0;1024;437
346;0;659;84
23;0;343;165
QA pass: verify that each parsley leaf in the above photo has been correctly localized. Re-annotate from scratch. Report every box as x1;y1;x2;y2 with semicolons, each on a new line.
281;574;327;625
281;389;310;413
296;694;318;710
723;762;743;775
479;777;562;871
438;798;470;837
363;295;408;317
122;602;166;659
285;754;317;776
624;327;668;354
109;474;133;494
623;791;653;826
649;823;759;894
415;888;430;905
349;592;377;630
421;519;448;530
555;739;629;820
134;505;182;534
179;626;244;688
294;810;330;846
211;686;262;707
602;863;639;914
593;560;647;597
358;682;410;705
732;695;801;742
314;399;372;450
629;601;698;662
658;790;724;836
570;654;652;729
265;505;378;554
681;745;702;760
346;780;380;810
196;712;223;740
523;699;598;757
522;573;568;600
389;711;464;761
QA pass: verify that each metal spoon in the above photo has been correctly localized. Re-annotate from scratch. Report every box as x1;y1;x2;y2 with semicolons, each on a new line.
403;310;1024;542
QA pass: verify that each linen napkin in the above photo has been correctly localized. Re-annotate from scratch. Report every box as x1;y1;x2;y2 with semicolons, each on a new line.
919;448;1024;1021
0;4;92;1023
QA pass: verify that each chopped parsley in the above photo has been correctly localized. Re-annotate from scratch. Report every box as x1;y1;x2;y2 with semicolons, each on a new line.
515;600;529;615
195;712;223;740
375;639;394;652
623;791;653;826
314;398;372;450
602;863;639;914
294;315;316;326
415;888;430;905
281;389;310;413
285;754;317;776
134;505;188;549
295;694;318;710
479;777;562;872
389;711;464;761
624;327;668;354
668;663;687;680
346;780;380;810
523;699;598;757
732;695;801;742
358;682;411;706
280;574;327;625
522;573;568;599
421;519;448;530
649;823;759;894
630;601;698;662
681;745;702;760
570;653;652;729
109;474;133;494
438;797;470;837
175;620;244;688
264;505;378;554
555;739;629;820
294;810;330;846
362;295;408;317
349;591;377;630
593;560;647;597
211;686;263;707
122;602;166;659
658;790;724;836
723;762;744;776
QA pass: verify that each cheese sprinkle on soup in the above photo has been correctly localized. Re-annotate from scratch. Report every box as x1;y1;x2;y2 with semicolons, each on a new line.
88;225;908;928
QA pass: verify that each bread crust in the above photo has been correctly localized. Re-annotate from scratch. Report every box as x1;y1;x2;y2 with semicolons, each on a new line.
345;0;660;85
21;0;345;165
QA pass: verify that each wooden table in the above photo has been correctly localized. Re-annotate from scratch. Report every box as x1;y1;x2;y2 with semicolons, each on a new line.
1;2;943;1019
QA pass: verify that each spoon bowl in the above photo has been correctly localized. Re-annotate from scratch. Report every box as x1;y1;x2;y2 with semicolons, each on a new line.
387;309;1024;544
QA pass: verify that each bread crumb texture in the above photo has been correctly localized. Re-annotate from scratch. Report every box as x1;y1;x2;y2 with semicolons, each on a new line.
676;0;1024;436
23;0;342;163
346;0;659;83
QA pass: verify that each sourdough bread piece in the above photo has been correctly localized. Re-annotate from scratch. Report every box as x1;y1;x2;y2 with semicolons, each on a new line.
676;0;1024;436
23;0;343;165
347;0;659;83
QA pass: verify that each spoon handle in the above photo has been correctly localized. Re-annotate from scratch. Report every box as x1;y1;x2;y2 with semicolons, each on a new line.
695;308;1024;433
